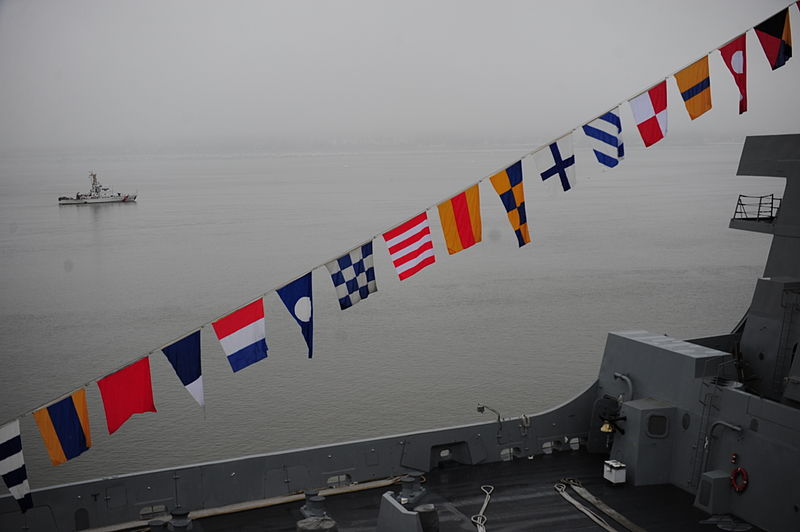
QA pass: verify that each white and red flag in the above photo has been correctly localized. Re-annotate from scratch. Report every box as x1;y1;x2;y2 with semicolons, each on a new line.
382;212;436;280
629;81;667;147
719;34;747;114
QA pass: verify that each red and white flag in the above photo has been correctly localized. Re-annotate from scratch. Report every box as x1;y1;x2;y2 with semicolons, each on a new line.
719;34;747;114
382;212;436;280
629;81;667;147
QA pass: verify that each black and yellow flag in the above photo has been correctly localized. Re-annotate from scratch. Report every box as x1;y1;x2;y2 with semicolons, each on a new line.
755;8;792;70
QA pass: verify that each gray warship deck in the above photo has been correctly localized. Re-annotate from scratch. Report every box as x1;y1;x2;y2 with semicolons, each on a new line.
200;450;752;531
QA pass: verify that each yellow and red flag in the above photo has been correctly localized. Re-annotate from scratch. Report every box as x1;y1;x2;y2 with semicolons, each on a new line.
437;184;481;255
674;56;712;120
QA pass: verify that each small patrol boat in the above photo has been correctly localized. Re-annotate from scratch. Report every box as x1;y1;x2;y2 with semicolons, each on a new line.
58;172;137;205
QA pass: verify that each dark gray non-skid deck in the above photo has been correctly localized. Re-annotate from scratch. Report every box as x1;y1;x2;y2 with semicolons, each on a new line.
198;450;753;531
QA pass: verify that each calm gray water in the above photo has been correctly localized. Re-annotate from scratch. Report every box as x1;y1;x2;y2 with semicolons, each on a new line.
0;142;782;489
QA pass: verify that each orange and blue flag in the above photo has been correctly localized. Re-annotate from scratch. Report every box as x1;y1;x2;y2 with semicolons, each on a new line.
490;161;531;247
674;56;712;120
437;184;481;254
33;389;92;466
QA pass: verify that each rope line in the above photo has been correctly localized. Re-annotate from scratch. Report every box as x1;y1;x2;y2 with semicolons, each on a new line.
560;478;647;532
555;482;619;532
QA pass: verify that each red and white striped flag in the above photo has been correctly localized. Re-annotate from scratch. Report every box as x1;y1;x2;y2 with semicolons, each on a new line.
382;212;436;280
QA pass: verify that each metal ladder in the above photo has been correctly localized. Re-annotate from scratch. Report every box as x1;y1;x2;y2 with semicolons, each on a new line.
688;383;718;488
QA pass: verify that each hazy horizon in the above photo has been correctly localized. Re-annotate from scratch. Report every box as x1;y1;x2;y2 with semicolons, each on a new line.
1;1;798;157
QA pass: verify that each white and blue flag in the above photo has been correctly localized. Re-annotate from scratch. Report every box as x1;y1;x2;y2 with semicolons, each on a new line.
326;242;377;310
162;330;204;406
277;272;314;358
0;420;32;513
533;134;576;192
582;107;625;168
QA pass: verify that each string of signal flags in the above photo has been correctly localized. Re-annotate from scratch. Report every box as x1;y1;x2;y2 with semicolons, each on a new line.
1;2;797;513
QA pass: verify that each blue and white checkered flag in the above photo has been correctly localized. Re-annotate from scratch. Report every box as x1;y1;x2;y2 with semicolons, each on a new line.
325;242;377;310
582;107;625;169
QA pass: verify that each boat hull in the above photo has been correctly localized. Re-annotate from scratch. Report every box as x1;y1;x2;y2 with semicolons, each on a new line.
58;194;137;205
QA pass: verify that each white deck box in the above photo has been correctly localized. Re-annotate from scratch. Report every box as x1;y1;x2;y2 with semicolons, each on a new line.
603;460;626;484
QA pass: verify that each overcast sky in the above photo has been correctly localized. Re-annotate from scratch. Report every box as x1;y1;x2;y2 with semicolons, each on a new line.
0;0;797;154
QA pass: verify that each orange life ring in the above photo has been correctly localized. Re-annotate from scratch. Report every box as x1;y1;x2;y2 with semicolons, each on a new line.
730;466;748;493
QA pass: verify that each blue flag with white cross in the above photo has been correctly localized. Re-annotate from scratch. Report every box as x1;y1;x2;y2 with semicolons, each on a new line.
582;107;625;168
533;134;576;192
325;242;377;310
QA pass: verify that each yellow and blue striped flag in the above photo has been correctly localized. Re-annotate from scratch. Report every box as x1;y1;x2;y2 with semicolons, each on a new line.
675;56;712;120
33;389;92;466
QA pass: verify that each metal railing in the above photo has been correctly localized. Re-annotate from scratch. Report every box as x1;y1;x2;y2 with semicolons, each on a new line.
733;194;781;221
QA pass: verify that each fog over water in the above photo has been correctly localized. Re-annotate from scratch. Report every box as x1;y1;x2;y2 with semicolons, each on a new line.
0;1;798;490
1;1;799;154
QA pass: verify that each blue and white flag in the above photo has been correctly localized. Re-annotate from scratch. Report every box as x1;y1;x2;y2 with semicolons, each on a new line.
277;272;314;358
582;107;625;168
0;420;33;513
533;134;576;192
325;242;377;310
162;330;204;406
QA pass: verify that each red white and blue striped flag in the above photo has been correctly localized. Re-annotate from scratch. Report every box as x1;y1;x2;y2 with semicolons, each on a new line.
383;212;436;280
212;299;268;372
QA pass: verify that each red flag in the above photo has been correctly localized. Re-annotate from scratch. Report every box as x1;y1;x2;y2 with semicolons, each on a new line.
719;35;747;114
97;358;157;434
